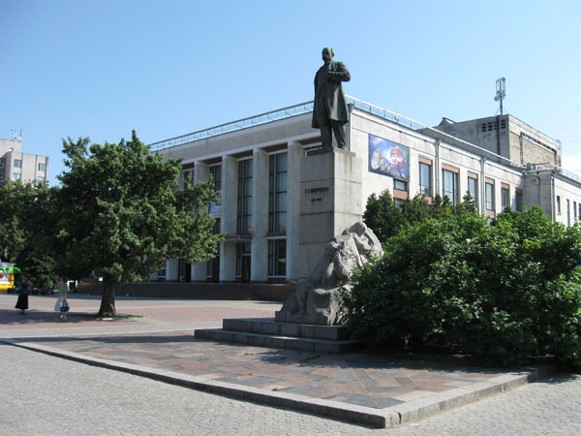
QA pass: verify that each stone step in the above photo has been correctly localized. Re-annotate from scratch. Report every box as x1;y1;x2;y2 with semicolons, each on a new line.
194;328;360;353
222;318;350;341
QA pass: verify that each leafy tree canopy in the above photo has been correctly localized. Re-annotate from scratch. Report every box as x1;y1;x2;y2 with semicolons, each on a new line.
0;180;59;287
57;132;222;316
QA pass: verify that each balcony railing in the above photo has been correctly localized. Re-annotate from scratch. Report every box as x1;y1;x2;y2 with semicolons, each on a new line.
148;96;427;152
526;163;581;184
148;101;314;152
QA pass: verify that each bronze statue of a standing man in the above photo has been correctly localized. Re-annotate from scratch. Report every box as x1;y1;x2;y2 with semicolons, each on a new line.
312;47;351;150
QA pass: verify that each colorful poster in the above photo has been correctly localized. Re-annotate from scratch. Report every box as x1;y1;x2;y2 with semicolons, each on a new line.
368;135;410;180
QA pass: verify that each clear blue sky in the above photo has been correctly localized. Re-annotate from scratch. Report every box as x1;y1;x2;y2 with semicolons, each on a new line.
1;0;580;185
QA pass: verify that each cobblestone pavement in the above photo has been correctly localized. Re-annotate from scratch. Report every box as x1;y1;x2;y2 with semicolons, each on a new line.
2;345;580;435
1;293;579;434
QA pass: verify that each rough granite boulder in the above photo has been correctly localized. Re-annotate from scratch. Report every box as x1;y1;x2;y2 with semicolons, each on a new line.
275;221;383;325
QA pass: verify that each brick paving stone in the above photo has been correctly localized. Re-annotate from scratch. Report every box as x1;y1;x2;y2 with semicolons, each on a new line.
1;293;571;431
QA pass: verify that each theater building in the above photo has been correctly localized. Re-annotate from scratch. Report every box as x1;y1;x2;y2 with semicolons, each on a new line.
152;97;581;283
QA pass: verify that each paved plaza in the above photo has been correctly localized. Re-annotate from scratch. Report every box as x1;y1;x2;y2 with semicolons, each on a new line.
1;293;579;434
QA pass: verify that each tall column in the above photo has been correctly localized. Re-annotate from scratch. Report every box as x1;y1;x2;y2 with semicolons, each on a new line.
220;155;237;281
251;149;269;282
286;141;302;280
165;259;179;281
191;161;210;281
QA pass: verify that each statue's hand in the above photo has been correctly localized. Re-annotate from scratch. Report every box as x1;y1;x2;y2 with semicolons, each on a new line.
327;72;343;83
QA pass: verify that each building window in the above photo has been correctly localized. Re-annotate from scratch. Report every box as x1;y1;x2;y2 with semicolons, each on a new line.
419;161;432;197
182;169;194;187
515;190;523;212
14;159;22;168
12;172;21;181
237;159;253;235
394;198;405;210
567;199;571;227
556;196;561;215
209;165;222;215
38;163;46;172
236;242;252;281
442;169;459;205
467;175;478;210
485;181;495;212
501;185;510;211
268;239;286;276
394;179;407;191
206;218;221;281
269;153;287;234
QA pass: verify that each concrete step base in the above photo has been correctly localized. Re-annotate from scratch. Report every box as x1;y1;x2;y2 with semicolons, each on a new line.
194;317;360;353
194;328;360;353
222;318;350;341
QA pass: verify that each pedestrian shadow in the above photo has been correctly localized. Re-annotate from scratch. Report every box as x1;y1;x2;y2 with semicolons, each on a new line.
3;334;198;346
0;308;140;326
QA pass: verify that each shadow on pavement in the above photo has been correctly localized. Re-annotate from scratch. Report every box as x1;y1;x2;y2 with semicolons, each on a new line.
0;309;137;326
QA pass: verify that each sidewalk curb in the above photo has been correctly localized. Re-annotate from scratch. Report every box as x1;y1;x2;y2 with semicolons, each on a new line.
0;338;556;429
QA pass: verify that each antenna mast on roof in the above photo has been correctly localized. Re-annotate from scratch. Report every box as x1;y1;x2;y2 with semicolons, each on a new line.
494;77;506;115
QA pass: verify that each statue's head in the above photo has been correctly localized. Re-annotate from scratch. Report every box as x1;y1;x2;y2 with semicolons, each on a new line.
322;47;334;62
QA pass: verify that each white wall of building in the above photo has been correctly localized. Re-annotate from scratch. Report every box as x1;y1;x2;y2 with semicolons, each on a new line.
155;103;581;284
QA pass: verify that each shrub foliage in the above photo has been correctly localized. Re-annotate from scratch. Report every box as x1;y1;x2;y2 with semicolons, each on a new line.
347;194;581;369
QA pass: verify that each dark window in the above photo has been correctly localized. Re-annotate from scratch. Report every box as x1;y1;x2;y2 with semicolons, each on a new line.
515;191;523;212
269;153;287;234
501;187;510;210
442;169;459;205
209;165;222;214
468;176;478;209
268;239;286;276
419;162;432;197
237;159;253;235
394;179;408;191
486;182;495;211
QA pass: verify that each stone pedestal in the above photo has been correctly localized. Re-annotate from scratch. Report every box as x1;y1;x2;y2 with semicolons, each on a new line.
298;148;362;279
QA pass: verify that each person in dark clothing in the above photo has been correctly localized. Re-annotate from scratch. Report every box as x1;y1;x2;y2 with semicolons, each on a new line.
15;273;32;315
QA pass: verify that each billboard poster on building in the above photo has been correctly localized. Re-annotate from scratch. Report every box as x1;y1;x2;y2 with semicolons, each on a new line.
368;134;410;180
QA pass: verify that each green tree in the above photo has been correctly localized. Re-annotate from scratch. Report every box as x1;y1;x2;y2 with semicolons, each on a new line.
57;132;222;317
362;190;403;241
363;190;467;244
401;194;433;225
0;181;59;286
0;181;28;263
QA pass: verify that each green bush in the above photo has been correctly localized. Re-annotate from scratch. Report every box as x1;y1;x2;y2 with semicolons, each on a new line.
345;206;581;369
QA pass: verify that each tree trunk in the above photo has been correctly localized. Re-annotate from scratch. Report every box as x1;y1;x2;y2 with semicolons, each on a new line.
98;277;117;317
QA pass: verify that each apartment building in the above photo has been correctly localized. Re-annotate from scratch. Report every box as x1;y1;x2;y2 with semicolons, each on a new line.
0;137;49;184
